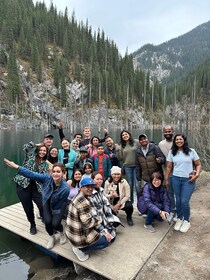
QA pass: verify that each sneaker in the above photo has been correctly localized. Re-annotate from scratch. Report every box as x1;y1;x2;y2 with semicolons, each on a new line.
174;218;183;231
173;215;178;223
60;232;67;245
30;225;37;235
179;220;191;233
127;217;134;226
72;246;89;262
46;235;55;249
144;224;156;233
142;214;147;218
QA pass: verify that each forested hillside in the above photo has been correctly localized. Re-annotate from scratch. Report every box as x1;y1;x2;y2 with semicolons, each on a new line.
0;0;164;123
133;21;210;83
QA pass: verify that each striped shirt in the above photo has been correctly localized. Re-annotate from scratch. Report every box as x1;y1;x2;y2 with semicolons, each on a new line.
89;188;116;240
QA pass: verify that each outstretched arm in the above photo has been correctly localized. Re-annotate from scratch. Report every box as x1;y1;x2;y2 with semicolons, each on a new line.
4;158;47;183
4;158;19;169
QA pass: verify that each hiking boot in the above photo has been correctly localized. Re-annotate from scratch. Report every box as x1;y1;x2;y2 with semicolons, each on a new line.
179;220;191;233
46;235;55;249
60;232;67;245
174;218;183;231
30;225;37;235
127;217;134;226
72;246;89;262
144;224;156;233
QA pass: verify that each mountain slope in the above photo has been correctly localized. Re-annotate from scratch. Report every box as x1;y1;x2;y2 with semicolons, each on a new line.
132;20;210;83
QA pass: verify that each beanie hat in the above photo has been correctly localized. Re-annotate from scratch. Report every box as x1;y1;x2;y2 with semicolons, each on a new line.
111;166;121;175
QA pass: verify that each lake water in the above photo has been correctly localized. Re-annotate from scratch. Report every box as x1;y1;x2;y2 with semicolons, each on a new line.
0;127;162;279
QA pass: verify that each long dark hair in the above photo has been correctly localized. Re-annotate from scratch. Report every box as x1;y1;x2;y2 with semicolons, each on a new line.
71;168;83;188
48;147;58;164
35;144;48;169
120;130;134;148
171;134;190;156
91;136;100;145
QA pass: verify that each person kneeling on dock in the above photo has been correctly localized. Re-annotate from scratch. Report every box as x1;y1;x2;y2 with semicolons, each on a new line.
65;177;112;262
4;159;69;249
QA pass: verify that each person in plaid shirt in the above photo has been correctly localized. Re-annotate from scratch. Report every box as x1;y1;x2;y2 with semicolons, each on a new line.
66;177;112;262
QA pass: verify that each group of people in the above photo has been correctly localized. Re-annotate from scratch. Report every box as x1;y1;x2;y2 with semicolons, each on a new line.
3;123;201;262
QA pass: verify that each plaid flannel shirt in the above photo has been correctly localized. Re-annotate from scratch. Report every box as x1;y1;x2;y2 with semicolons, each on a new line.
66;191;102;248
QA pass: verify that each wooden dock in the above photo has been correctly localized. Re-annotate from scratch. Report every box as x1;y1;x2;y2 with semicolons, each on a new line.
0;202;172;280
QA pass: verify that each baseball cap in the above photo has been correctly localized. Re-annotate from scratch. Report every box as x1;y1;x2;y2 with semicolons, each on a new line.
80;178;96;187
44;134;54;139
138;134;147;140
79;146;88;153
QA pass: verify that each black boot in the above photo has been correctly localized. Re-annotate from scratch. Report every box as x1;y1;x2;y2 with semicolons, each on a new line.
30;224;37;235
127;216;134;226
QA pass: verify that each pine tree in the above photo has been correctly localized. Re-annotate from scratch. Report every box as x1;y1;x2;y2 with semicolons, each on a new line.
7;44;21;103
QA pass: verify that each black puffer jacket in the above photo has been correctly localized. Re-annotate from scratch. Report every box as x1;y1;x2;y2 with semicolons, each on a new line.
136;143;166;183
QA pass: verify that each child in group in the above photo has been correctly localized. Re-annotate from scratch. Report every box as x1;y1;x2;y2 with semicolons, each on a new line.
91;144;112;184
81;162;94;180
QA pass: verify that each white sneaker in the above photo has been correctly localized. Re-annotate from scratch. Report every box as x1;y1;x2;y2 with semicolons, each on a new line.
72;246;89;262
46;235;55;249
172;214;177;222
179;220;191;233
174;218;183;231
144;224;156;233
60;232;67;245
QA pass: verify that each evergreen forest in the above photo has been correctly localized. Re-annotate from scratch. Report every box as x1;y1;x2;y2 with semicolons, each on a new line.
0;0;164;117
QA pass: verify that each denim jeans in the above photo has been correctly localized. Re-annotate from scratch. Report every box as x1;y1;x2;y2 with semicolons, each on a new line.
124;166;140;203
172;176;196;221
81;235;110;253
168;175;176;212
145;210;163;225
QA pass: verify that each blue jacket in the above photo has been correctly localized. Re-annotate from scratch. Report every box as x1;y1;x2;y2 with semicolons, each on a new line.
58;149;77;179
137;183;170;214
18;167;70;214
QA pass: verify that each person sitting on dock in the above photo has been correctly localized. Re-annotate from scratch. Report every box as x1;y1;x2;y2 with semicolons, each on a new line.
4;159;70;250
90;171;119;237
137;171;171;233
66;177;112;262
104;166;134;226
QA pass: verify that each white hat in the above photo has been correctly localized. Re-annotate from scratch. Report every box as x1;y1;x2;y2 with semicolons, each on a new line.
111;166;121;175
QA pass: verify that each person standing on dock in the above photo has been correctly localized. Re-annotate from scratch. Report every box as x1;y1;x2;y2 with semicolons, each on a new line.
116;130;140;203
4;159;70;249
158;125;176;214
13;141;49;235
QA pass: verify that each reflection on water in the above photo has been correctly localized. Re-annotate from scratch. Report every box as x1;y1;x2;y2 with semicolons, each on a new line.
0;251;29;280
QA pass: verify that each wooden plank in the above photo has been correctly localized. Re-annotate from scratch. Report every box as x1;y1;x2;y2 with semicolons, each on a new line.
0;202;172;280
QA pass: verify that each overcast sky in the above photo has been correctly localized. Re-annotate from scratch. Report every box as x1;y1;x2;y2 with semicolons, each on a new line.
33;0;210;56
